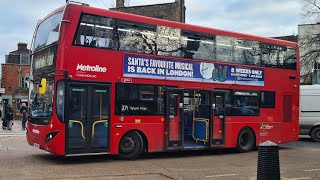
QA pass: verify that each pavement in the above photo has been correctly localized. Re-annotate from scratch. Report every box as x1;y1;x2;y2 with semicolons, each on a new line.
0;120;26;137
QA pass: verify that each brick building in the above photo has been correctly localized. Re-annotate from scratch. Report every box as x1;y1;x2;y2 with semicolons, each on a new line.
110;0;185;23
1;43;31;116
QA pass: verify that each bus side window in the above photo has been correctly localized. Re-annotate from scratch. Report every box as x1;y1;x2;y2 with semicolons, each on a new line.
232;91;259;116
115;83;156;116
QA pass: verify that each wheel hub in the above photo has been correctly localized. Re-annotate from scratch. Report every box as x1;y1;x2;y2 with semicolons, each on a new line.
120;137;135;153
316;131;320;139
240;133;249;147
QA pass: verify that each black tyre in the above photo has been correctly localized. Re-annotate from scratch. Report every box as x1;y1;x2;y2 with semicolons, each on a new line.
236;127;255;152
118;131;144;160
310;127;320;142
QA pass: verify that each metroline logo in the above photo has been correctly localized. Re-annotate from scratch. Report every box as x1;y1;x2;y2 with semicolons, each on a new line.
76;63;107;72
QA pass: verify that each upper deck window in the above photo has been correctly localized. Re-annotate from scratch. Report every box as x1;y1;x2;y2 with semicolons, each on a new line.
156;26;182;57
74;14;118;49
117;20;156;54
73;13;297;70
34;12;63;51
181;31;216;61
283;48;296;69
234;39;261;66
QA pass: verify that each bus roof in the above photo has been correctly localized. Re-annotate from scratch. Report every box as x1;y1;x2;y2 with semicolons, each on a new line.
75;3;298;48
39;5;65;24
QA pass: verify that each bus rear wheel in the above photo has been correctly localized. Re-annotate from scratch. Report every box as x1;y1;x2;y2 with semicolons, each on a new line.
118;131;144;160
310;127;320;142
236;127;255;152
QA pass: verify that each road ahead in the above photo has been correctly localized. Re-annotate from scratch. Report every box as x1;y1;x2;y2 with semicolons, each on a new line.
0;131;319;180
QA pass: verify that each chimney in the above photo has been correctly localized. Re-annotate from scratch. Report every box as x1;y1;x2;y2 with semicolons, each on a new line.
116;0;125;8
175;0;185;23
17;42;27;50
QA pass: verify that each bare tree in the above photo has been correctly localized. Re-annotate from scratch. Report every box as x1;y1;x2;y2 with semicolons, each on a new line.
301;0;320;22
300;0;320;84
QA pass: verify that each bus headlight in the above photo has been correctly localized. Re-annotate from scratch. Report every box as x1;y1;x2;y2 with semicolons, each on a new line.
45;131;59;144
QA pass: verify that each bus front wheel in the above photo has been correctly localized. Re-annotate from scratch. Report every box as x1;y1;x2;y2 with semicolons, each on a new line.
118;131;144;160
236;127;255;152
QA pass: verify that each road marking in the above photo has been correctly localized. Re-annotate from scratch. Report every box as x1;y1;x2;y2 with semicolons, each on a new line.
206;174;237;178
303;168;320;172
0;135;26;137
283;177;312;180
0;131;26;137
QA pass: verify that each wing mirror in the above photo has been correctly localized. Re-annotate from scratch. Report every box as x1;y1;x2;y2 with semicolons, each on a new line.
39;78;47;95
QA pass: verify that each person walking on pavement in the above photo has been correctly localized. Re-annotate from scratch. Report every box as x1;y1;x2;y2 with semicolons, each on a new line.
20;103;28;131
3;103;14;130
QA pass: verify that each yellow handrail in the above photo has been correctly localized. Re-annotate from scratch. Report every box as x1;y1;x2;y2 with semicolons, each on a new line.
92;120;108;138
69;120;85;139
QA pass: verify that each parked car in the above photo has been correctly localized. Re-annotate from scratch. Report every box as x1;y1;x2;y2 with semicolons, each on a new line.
300;85;320;142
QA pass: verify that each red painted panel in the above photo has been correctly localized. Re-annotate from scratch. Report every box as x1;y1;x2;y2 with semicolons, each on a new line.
213;117;222;139
27;3;300;156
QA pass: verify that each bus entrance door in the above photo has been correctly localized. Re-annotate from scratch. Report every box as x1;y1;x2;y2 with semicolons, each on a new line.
66;83;110;155
165;88;184;150
211;91;226;147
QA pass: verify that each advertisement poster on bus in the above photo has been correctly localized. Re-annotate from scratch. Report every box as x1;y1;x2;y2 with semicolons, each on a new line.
123;54;264;86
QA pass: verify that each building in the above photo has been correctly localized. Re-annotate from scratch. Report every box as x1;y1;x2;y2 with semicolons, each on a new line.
1;43;31;117
273;35;298;43
298;23;320;85
110;0;185;23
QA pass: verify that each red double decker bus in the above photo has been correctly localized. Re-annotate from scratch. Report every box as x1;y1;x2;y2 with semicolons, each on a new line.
27;2;299;159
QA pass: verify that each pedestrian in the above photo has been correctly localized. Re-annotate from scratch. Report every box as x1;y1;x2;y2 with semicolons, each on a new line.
4;104;14;130
0;103;3;118
20;103;28;131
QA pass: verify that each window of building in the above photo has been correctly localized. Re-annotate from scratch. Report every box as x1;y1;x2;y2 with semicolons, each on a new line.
260;91;275;108
20;73;29;88
20;53;30;65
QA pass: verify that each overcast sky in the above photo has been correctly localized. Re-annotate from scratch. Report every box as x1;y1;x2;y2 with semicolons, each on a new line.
0;0;304;65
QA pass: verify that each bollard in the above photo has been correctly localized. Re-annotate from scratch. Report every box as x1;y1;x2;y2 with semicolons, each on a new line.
257;141;280;180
